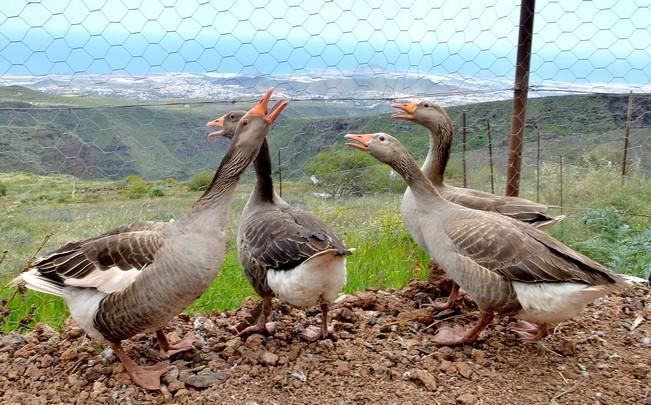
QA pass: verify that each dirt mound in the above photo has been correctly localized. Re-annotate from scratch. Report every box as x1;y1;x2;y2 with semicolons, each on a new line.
0;281;649;404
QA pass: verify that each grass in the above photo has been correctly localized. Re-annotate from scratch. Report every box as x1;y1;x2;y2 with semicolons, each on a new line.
1;162;649;333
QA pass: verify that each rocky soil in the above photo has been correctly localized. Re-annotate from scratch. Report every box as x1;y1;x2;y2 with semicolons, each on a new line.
0;277;649;404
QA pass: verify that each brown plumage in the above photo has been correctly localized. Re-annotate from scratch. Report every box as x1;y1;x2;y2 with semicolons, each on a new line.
345;132;626;346
392;100;564;229
391;101;564;311
207;111;352;341
11;89;289;390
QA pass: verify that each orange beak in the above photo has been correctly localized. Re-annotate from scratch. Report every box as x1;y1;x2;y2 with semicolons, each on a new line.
206;115;226;138
391;102;417;120
247;88;289;124
344;133;373;152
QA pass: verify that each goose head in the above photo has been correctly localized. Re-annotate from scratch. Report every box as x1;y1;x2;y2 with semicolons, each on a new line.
344;132;409;167
228;88;288;153
391;100;452;134
206;110;246;139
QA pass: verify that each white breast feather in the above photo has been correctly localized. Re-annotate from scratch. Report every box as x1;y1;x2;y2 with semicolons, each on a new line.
513;282;616;324
64;266;143;294
267;250;347;308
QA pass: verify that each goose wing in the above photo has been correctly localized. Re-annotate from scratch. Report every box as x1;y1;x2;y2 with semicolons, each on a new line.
30;221;167;294
443;212;620;285
240;205;350;290
445;185;559;227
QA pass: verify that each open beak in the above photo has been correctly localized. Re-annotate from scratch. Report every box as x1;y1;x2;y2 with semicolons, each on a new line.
247;88;289;124
206;115;225;138
391;102;417;120
266;99;289;124
344;133;373;152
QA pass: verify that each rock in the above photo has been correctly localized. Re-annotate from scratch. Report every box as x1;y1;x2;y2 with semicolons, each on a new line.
259;351;279;366
245;334;265;349
640;336;651;346
439;359;456;373
39;354;54;368
456;392;478;404
334;307;356;323
405;369;437;391
335;360;350;376
632;363;648;380
0;332;27;353
455;362;473;379
163;367;180;385
175;388;190;398
100;348;115;364
185;371;227;389
60;348;78;361
397;308;433;325
557;338;576;356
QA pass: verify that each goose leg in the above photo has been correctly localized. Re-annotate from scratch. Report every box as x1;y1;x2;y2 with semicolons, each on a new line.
426;282;460;311
510;320;549;343
301;303;335;342
112;342;174;391
432;312;494;346
156;330;198;358
238;296;276;338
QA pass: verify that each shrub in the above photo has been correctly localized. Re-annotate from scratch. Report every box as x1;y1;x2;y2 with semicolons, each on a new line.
0;181;6;197
149;186;165;197
121;175;151;199
187;170;213;192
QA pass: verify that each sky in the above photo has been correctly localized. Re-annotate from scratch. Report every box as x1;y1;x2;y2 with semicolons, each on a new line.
0;0;649;88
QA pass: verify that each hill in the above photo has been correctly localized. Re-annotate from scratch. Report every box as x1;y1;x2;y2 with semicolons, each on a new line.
0;85;649;180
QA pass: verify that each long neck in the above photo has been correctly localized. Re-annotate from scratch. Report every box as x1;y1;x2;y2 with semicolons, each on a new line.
421;118;453;186
185;142;256;218
252;139;275;203
390;152;443;202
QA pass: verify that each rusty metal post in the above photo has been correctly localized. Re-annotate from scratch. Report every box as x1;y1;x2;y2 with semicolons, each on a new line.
559;155;564;217
462;110;467;188
622;91;633;182
506;0;536;197
486;119;495;194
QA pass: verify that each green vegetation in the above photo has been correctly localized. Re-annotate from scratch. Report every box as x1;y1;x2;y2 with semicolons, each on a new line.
0;181;6;197
305;147;404;198
121;175;151;199
186;170;213;192
1;155;649;332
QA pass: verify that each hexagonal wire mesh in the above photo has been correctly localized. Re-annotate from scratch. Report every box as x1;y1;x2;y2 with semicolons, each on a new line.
0;0;650;321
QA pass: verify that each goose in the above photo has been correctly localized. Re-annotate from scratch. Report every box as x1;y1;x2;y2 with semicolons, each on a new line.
345;132;626;346
9;88;288;389
207;110;352;341
392;101;565;311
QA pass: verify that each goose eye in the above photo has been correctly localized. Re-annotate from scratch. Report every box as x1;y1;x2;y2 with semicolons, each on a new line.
423;103;430;108
241;120;248;126
378;135;386;142
229;114;234;119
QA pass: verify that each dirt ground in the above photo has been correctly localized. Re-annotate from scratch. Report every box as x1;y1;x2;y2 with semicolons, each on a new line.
0;275;649;405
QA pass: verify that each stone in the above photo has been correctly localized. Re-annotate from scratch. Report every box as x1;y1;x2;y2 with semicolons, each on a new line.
60;348;78;361
456;393;478;405
39;354;54;368
335;360;350;376
455;362;473;379
185;371;227;389
0;332;27;353
245;334;265;349
259;350;279;366
439;359;456;373
405;369;437;391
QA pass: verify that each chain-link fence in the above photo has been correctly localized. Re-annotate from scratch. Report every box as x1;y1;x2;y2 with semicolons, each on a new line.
1;0;650;327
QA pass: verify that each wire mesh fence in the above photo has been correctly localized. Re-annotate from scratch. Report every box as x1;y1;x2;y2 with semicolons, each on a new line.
1;0;650;328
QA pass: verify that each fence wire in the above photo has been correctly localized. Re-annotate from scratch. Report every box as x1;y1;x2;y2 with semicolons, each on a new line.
1;0;650;327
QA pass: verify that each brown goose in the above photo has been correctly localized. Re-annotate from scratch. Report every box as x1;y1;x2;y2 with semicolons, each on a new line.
392;101;564;311
207;110;352;341
10;89;288;389
345;132;626;346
